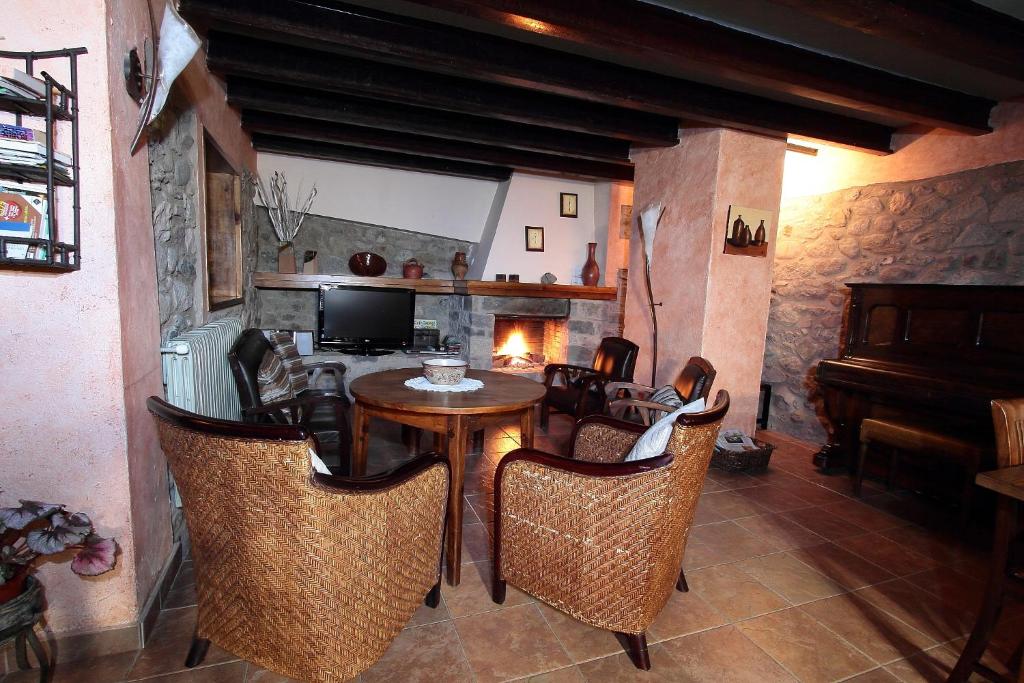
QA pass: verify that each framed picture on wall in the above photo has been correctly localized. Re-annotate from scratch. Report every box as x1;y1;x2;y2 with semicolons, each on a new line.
560;192;578;218
525;225;545;252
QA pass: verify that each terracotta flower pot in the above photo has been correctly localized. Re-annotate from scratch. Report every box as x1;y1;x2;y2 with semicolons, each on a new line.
0;566;29;605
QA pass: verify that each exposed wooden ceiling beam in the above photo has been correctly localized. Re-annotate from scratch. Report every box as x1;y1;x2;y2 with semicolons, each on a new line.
357;0;995;134
183;0;895;153
226;78;633;163
756;0;1024;83
205;32;680;146
252;133;514;182
243;111;635;181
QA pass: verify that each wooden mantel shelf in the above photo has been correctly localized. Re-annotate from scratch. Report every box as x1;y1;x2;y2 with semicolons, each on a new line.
252;272;617;300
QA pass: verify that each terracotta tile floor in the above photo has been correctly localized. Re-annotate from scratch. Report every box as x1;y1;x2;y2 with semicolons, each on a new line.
4;415;1016;683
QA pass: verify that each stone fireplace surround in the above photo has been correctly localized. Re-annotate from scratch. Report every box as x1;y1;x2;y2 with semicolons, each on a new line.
262;289;621;398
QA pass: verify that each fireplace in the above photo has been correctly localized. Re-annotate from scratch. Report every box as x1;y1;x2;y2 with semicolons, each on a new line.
492;315;567;372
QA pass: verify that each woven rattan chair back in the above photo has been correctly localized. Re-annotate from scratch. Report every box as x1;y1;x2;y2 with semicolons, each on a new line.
498;391;728;637
149;397;448;683
992;398;1024;469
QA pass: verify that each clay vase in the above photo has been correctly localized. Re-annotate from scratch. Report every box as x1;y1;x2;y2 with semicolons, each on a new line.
581;242;600;287
403;258;424;279
451;251;468;280
277;242;297;274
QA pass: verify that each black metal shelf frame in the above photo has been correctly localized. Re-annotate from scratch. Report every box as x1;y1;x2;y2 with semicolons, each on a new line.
0;47;86;272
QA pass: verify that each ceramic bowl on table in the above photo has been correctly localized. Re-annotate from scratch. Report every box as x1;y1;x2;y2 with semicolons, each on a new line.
348;251;387;276
422;358;468;385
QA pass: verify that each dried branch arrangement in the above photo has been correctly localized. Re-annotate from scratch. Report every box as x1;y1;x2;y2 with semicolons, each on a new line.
252;171;318;244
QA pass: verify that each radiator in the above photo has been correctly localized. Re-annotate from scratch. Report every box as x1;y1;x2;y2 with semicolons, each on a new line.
160;317;243;421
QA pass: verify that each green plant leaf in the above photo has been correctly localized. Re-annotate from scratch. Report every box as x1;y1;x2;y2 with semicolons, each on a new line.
0;501;62;530
71;535;117;576
25;514;88;555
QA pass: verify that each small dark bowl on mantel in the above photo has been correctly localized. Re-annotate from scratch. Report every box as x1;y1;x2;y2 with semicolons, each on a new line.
349;252;387;277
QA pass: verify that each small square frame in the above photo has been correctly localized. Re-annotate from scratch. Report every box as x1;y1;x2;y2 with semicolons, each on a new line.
525;225;545;252
560;192;578;218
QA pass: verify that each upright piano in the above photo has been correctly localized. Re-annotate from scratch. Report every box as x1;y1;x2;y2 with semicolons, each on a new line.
814;283;1024;471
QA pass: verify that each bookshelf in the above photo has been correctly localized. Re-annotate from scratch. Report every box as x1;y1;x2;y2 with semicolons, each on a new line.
0;47;86;272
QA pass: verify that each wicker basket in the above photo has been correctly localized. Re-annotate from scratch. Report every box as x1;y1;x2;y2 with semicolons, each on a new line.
711;439;774;472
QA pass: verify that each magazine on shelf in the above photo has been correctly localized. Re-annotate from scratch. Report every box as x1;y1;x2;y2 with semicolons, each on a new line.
0;138;71;167
0;181;49;260
715;429;756;452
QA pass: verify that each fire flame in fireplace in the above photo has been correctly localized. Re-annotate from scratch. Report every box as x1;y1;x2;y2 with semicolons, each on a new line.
496;329;529;358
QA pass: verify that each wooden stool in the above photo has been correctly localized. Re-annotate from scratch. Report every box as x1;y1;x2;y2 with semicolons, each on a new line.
855;418;984;528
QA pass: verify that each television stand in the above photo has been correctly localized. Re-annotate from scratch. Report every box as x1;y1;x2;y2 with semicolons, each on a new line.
338;346;394;356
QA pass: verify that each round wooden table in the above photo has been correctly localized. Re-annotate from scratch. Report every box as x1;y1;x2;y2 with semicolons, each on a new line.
349;368;546;585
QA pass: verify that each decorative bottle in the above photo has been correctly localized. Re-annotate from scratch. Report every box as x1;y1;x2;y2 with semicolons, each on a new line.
753;219;766;245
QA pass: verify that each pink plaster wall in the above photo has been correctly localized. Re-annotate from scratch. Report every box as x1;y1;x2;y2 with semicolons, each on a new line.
105;0;171;615
626;129;785;432
603;182;633;286
702;131;786;432
1;0;255;638
787;101;1024;198
627;130;719;388
1;0;140;633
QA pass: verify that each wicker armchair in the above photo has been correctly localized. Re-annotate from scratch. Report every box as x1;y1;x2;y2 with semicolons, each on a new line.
148;397;449;683
606;356;717;426
492;391;729;670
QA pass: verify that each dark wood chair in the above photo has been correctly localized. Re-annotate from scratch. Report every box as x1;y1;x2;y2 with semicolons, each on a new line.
605;356;717;425
949;398;1024;682
228;328;353;472
493;392;729;670
148;397;449;683
540;336;639;430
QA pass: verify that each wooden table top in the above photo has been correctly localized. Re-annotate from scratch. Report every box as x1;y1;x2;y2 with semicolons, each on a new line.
349;368;546;415
976;465;1024;502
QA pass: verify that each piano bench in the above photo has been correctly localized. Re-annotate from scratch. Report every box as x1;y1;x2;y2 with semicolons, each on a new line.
856;418;984;528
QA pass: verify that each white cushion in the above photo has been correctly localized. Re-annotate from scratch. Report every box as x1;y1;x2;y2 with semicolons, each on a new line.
624;397;706;462
308;447;332;475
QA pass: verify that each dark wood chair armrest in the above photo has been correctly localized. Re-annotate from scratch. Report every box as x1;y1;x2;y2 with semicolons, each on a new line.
246;394;349;427
314;452;450;492
543;362;600;388
496;447;673;484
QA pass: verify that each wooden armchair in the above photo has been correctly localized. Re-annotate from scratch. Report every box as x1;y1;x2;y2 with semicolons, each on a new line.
229;328;353;471
606;356;716;425
148;397;450;683
540;336;639;429
493;391;729;670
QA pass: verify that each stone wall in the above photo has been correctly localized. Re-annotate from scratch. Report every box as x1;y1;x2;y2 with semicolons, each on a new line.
149;105;199;342
149;103;258;342
764;159;1024;443
256;211;474;278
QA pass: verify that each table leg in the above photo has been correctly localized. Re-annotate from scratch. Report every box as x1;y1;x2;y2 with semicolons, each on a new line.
445;414;469;585
520;405;535;449
949;496;1018;682
351;402;369;477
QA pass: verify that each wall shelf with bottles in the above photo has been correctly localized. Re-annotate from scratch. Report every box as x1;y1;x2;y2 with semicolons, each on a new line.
0;47;86;273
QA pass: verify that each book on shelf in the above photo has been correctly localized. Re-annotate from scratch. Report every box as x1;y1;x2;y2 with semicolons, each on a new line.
0;76;40;100
10;70;47;99
0;181;49;260
0;124;47;144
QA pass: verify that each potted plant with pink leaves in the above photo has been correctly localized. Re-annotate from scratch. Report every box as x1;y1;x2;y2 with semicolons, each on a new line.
0;498;118;606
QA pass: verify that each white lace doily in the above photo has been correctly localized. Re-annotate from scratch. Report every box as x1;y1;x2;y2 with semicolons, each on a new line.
404;376;484;392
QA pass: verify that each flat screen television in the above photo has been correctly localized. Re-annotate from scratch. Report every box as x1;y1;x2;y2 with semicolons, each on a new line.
317;284;415;355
